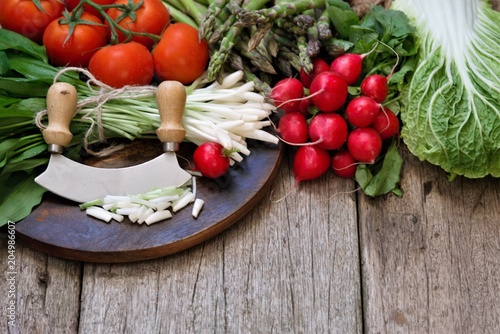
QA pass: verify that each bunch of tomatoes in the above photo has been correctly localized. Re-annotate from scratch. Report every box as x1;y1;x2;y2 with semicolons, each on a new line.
0;0;209;87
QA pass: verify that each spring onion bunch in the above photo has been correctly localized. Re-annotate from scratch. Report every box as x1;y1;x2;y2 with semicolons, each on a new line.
41;68;279;164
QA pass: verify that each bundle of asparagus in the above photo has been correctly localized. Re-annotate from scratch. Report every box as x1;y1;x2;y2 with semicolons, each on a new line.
164;0;392;94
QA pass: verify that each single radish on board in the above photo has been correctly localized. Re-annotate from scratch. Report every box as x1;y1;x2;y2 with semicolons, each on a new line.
345;96;381;127
270;77;304;113
299;57;330;88
329;43;379;85
360;74;389;103
347;127;382;164
293;145;331;184
331;150;357;178
277;112;309;144
371;107;400;140
309;71;348;113
193;142;230;178
308;113;348;150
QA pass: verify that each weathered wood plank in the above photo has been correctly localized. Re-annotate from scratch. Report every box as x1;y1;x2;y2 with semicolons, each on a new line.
0;238;82;334
359;147;500;333
78;149;362;333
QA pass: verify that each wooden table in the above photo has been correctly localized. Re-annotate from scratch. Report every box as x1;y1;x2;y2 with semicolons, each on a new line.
2;146;499;333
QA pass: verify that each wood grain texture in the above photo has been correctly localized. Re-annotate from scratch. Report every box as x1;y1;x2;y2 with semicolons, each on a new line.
0;239;81;334
3;148;500;334
359;147;500;334
76;147;362;333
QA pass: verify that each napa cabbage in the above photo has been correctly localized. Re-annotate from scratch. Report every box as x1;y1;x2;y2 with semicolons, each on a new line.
391;0;500;179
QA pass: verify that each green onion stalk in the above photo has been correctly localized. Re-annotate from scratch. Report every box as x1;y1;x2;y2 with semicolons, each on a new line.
0;28;278;225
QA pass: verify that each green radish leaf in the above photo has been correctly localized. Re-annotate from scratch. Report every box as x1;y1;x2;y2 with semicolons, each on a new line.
359;5;416;48
356;140;403;197
326;0;359;39
355;165;373;191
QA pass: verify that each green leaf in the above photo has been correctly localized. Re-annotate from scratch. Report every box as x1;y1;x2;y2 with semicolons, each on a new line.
355;164;373;191
0;139;20;166
1;158;49;174
0;51;9;75
355;140;403;197
8;143;48;164
0;96;22;109
0;29;47;62
0;135;45;168
326;0;359;39
0;171;47;226
7;54;81;84
359;6;416;45
0;77;50;97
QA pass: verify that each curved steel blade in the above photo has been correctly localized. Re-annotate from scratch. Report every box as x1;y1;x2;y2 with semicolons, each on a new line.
35;153;192;203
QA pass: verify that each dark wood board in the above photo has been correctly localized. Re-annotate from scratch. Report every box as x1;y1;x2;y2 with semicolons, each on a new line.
15;139;283;263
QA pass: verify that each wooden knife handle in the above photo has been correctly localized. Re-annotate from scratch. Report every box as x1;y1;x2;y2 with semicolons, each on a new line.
156;80;187;148
43;82;77;148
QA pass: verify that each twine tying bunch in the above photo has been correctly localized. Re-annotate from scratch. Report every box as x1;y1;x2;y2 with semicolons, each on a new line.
35;67;157;157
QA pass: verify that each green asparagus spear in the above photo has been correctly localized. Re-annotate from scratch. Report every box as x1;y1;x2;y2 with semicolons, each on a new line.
247;22;272;52
199;0;230;40
235;0;325;27
296;34;313;73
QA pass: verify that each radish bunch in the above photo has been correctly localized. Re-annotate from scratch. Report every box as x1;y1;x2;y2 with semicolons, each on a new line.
271;51;400;186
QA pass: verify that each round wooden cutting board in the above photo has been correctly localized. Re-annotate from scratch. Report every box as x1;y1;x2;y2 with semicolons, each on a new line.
15;139;284;263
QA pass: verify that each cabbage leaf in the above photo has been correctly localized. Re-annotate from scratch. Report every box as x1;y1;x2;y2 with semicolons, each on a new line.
392;0;500;178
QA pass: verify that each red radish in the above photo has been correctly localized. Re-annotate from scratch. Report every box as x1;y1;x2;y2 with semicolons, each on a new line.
309;71;348;113
360;74;389;103
277;112;309;144
345;96;381;127
329;43;379;85
270;78;304;113
330;54;363;86
308;113;348;150
372;107;400;140
299;57;330;88
331;150;357;178
193;142;230;178
347;127;382;164
293;145;331;184
296;96;313;116
359;41;400;103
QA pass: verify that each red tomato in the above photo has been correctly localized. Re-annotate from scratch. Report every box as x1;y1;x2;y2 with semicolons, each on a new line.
88;42;154;88
106;0;170;49
193;142;230;178
152;23;209;84
64;0;116;19
43;11;108;67
0;0;65;44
